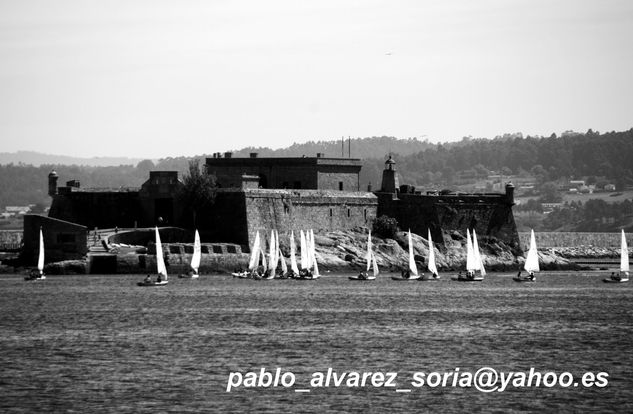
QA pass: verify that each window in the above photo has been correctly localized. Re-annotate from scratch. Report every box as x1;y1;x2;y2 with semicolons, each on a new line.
339;182;343;191
347;208;350;217
329;208;333;217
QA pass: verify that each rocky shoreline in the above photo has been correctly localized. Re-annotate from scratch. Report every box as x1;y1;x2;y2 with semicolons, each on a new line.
2;228;592;275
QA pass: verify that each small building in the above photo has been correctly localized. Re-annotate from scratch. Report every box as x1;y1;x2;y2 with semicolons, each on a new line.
206;152;362;191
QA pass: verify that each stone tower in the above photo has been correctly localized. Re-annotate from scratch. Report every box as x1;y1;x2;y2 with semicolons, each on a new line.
505;182;515;205
380;155;399;193
48;170;58;197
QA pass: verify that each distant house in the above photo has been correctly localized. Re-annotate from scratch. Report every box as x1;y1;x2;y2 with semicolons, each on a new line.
542;203;563;213
604;184;616;191
569;180;585;188
5;206;31;214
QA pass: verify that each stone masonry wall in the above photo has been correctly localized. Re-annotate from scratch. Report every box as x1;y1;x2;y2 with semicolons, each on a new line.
376;192;519;248
243;189;377;249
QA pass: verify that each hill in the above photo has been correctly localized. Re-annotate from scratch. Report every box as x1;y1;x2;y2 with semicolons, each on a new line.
0;151;146;167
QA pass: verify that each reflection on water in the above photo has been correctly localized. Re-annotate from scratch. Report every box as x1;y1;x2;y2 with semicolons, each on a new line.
1;273;632;413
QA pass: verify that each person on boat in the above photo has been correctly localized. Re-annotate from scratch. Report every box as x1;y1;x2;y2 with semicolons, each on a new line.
156;274;162;283
466;271;474;280
358;271;367;280
432;272;439;279
528;272;535;281
144;275;151;283
401;268;410;279
516;271;522;279
611;272;621;281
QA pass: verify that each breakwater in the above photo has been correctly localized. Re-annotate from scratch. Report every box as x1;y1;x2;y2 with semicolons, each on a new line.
518;232;627;249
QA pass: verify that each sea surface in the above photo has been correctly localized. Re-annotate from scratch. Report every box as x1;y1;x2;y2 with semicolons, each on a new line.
1;272;632;413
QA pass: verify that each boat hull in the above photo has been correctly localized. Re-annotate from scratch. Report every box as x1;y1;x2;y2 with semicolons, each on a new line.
137;281;169;287
349;276;376;281
178;274;199;279
419;275;440;281
24;276;46;281
513;277;535;283
603;278;629;283
451;276;483;282
391;276;421;281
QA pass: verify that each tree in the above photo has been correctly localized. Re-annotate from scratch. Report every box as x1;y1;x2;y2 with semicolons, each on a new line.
177;159;217;227
539;182;562;203
372;215;399;239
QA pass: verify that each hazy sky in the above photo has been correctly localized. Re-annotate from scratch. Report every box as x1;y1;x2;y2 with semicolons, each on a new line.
1;0;632;158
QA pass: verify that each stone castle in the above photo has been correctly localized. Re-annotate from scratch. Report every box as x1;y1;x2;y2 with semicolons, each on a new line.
23;153;519;264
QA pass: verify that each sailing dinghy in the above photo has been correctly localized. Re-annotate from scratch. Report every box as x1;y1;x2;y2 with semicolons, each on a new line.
179;229;201;278
514;229;539;282
604;230;630;283
453;229;484;281
138;227;169;286
392;230;421;280
420;229;440;281
350;230;378;281
25;227;46;281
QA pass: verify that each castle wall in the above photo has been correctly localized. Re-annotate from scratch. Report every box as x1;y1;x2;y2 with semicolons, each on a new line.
376;192;519;248
49;191;140;229
241;189;377;249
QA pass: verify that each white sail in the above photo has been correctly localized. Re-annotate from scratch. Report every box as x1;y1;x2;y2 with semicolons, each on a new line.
371;252;379;277
37;228;44;275
524;229;540;273
408;230;418;276
427;229;438;276
466;229;475;271
300;230;307;270
310;229;319;277
621;229;629;273
290;231;300;274
248;231;261;271
268;230;277;275
259;242;267;271
155;227;168;279
472;229;485;276
191;229;201;273
366;230;373;272
306;230;314;270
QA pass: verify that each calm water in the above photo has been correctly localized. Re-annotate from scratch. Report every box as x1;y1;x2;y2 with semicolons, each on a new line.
1;272;632;413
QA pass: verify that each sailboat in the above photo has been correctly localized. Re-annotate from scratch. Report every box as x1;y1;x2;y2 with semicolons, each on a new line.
453;229;484;281
420;229;440;281
297;229;319;280
472;229;486;279
233;231;259;278
138;227;169;286
179;229;201;278
604;230;630;283
350;230;378;281
515;229;539;282
392;230;420;280
289;230;300;277
263;230;278;280
25;227;46;281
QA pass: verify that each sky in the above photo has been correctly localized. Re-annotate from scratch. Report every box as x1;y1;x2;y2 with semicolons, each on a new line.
1;0;632;159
